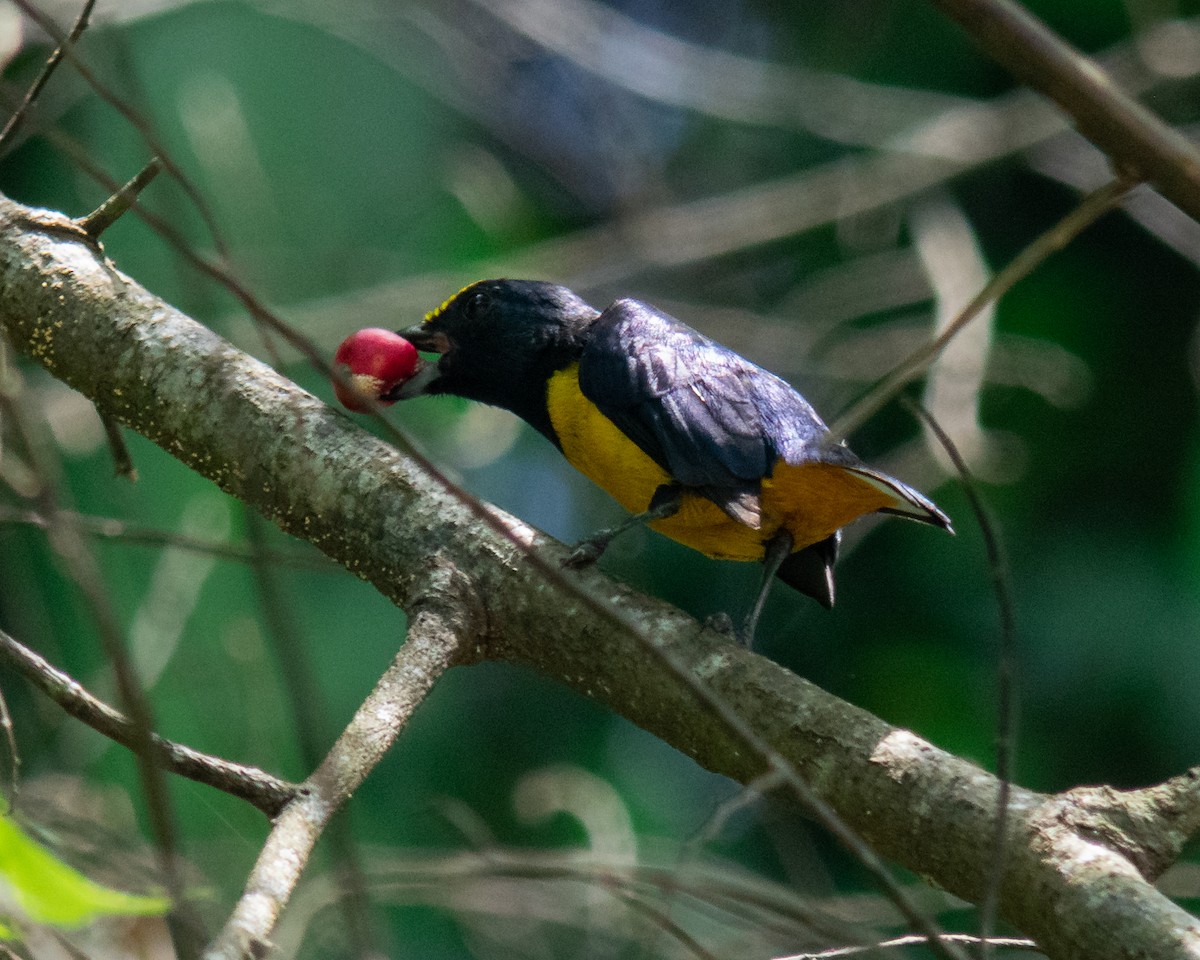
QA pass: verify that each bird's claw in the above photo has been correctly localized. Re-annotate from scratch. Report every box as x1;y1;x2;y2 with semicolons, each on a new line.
563;538;606;569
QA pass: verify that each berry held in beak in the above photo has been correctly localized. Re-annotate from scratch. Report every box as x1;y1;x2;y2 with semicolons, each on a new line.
332;328;422;412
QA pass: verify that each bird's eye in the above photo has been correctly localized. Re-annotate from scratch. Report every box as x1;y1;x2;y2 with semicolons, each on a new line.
462;290;490;320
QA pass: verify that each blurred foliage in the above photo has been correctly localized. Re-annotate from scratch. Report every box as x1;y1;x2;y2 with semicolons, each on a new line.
0;806;168;929
3;0;1200;955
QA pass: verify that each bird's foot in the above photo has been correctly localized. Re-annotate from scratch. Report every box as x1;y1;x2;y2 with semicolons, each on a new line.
563;535;610;569
563;489;681;570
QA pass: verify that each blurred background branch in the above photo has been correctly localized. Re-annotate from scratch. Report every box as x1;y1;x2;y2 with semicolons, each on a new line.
931;0;1200;220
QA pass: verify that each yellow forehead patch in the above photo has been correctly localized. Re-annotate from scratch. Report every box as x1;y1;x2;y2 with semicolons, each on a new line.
423;280;485;324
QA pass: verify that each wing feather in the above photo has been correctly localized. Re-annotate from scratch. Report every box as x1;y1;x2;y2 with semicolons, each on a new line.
577;300;828;524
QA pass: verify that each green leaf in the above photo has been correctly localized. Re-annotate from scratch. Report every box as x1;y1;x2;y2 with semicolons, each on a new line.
0;814;169;928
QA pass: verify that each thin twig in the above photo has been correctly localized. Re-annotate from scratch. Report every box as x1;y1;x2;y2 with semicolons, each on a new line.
776;932;1040;959
0;682;19;812
0;389;201;954
829;176;1134;443
7;0;229;258
903;398;1017;958
0;0;97;152
0;626;296;816
686;769;786;852
99;410;137;481
12;117;337;371
605;884;721;960
77;157;162;240
0;505;333;569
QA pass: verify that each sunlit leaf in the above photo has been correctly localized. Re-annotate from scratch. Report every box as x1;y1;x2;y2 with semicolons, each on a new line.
0;814;169;928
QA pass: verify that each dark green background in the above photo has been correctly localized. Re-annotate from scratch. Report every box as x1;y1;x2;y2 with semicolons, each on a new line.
3;0;1199;955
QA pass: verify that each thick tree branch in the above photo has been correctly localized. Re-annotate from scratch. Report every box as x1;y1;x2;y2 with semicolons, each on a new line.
929;0;1200;223
1;195;1199;960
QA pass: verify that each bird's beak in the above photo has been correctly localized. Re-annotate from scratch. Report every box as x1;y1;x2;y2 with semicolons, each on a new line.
399;324;450;354
392;324;449;399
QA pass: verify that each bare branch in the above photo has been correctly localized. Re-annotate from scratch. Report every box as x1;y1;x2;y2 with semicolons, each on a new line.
776;933;1040;960
7;0;228;258
829;176;1133;441
0;625;296;817
204;564;481;960
928;0;1200;222
0;505;333;569
0;0;96;152
77;157;162;240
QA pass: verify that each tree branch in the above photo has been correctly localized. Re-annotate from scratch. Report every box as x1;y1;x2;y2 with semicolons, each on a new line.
0;505;333;569
0;626;297;817
2;194;1199;960
204;562;481;960
0;0;96;153
928;0;1200;223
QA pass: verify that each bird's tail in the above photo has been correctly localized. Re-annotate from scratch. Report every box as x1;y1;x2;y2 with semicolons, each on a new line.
776;533;839;608
844;467;954;532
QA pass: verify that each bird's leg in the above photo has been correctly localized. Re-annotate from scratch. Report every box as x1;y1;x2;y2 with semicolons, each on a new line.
563;484;682;569
741;530;794;647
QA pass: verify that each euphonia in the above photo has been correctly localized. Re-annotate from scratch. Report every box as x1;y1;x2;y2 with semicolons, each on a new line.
351;279;953;642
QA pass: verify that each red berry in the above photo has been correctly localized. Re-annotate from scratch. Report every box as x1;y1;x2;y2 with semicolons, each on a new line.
333;328;421;412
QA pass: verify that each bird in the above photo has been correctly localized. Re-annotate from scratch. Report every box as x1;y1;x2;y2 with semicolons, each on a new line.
384;279;952;644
